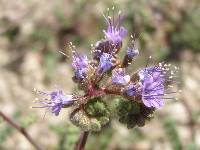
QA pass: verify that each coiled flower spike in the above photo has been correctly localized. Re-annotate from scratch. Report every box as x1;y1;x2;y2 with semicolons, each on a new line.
33;9;179;132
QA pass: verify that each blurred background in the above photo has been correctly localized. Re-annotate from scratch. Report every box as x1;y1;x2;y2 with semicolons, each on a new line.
0;0;200;149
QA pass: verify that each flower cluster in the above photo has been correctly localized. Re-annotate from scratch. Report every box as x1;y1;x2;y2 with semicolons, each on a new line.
33;9;178;131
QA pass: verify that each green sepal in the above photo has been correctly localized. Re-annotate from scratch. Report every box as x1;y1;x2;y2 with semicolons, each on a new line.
115;98;155;129
97;116;110;126
84;98;110;117
90;118;101;132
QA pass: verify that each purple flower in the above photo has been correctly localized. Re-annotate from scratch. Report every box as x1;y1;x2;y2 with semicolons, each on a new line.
125;83;142;97
33;90;74;116
98;53;113;74
112;68;130;85
72;51;88;80
139;67;165;108
103;12;127;44
126;84;137;96
127;48;139;59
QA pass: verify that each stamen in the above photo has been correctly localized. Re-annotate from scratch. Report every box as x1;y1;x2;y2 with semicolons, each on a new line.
59;51;70;58
112;6;115;27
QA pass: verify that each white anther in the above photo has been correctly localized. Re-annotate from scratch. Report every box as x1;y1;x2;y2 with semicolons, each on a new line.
168;85;174;88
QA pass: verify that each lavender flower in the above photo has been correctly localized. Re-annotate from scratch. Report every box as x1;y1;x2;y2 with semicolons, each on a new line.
126;83;137;96
112;68;130;85
122;48;139;67
139;67;165;108
72;51;88;80
34;90;74;116
127;48;139;59
103;12;127;44
98;53;113;74
125;83;142;97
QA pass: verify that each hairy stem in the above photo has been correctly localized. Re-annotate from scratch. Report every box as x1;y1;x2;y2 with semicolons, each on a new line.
75;131;89;150
0;111;42;150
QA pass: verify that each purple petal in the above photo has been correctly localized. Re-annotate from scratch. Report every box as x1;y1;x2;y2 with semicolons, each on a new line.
112;68;130;85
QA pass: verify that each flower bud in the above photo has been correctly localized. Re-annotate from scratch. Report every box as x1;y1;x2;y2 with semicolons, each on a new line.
116;98;155;129
84;98;110;118
70;98;110;131
70;108;101;132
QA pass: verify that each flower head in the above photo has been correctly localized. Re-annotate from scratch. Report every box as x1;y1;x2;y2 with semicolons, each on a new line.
103;12;127;44
34;89;74;116
33;9;179;131
98;53;113;74
72;51;89;80
112;68;130;85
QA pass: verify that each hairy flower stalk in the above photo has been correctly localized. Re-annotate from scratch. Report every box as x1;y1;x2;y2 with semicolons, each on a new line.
33;8;179;150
